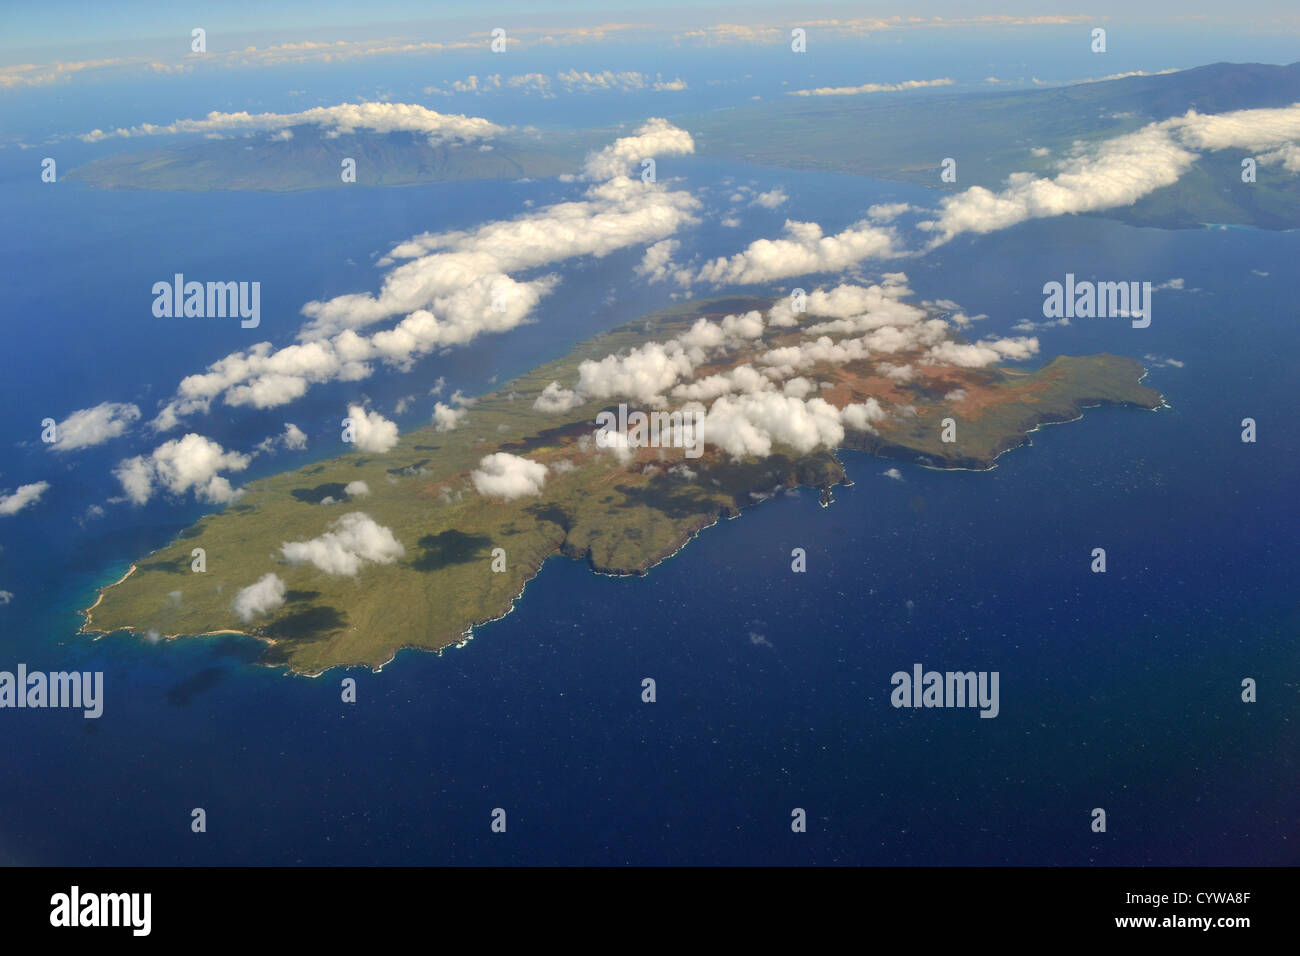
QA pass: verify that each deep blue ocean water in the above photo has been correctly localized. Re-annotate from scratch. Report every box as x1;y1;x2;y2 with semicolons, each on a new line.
0;147;1296;865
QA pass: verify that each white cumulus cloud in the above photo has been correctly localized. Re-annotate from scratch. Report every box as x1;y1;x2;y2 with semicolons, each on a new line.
50;402;141;451
432;402;467;431
149;122;700;428
471;452;548;500
695;219;898;286
346;405;399;453
82;101;503;144
113;435;250;505
233;573;286;622
280;512;405;575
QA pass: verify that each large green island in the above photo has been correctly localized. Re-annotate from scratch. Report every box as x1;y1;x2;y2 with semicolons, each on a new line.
83;295;1162;675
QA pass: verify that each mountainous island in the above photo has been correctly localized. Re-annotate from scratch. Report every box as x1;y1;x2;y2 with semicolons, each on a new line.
66;63;1300;230
83;294;1162;675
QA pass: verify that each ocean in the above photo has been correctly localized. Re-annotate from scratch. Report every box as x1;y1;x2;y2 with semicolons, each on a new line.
0;146;1296;865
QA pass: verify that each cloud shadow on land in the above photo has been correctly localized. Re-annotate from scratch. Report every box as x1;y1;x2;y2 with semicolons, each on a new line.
290;483;350;504
410;530;493;572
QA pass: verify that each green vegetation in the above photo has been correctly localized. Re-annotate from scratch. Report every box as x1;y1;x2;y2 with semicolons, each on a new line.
84;296;1161;674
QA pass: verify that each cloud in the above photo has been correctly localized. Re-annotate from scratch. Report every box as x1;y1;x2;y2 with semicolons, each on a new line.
549;311;767;410
280;512;404;575
233;573;286;622
795;277;926;333
150;122;700;428
282;423;308;450
867;202;911;222
920;124;1198;243
1176;104;1300;153
0;591;12;605
8;18;1093;91
344;480;370;497
702;392;845;459
113;434;250;505
636;239;684;283
0;482;49;516
444;73;504;93
258;422;309;454
432;402;467;431
582;117;696;180
695;219;898;286
841;399;888;431
1082;69;1179;84
924;336;1039;368
82;102;503;144
1259;142;1300;173
677;15;1089;47
789;77;953;97
530;275;1054;464
882;467;904;480
1144;354;1186;369
435;69;687;97
50;402;140;451
471;452;548;499
673;364;774;402
920;104;1300;244
575;341;699;406
346;405;399;454
559;69;649;92
757;334;873;376
533;381;583;413
751;188;788;209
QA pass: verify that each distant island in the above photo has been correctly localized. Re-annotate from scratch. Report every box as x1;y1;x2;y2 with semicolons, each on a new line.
82;295;1162;675
65;126;582;191
65;63;1300;230
686;61;1300;230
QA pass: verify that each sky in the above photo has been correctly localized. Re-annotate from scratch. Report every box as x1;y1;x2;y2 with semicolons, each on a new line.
5;0;1300;59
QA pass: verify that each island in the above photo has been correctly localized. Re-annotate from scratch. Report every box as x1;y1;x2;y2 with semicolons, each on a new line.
82;294;1163;675
686;61;1300;230
67;63;1300;229
65;126;581;191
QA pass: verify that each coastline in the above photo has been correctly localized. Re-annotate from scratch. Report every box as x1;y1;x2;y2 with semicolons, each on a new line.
79;328;1161;677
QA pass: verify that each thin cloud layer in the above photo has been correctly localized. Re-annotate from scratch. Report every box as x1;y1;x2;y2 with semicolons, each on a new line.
82;102;503;144
789;77;953;97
